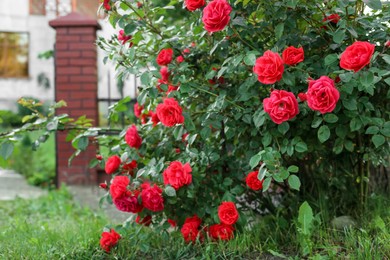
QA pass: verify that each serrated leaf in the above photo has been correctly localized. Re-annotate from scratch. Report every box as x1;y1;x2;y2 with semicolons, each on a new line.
295;142;308;153
262;177;272;192
288;165;299;173
288;174;301;190
275;23;284;40
365;126;379;135
77;136;89;151
333;30;345;44
278;122;290;135
249;153;262;169
318;125;330;143
324;114;338;123
244;53;256;66
325;54;338;66
253;109;266;128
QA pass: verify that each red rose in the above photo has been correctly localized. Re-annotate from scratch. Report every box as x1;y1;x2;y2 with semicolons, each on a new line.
340;41;375;73
156;48;173;66
113;191;143;213
323;14;340;24
184;215;202;228
202;0;232;33
167;85;179;94
125;125;142;149
141;183;164;212
160;66;169;83
245;171;264;191
141;111;152;124
100;229;120;253
298;93;307;102
133;102;143;118
156;98;184;127
151;111;160;126
118;30;132;45
110;176;130;200
103;0;111;11
185;0;205;11
96;154;103;160
182;48;191;55
163;161;192;190
263;90;299;124
182;133;189;143
253;50;284;84
306;76;340;114
136;215;152;226
105;155;121;174
181;222;200;243
282;46;304;66
385;40;390;48
208;224;234;241
176;55;184;63
218;201;239;225
99;183;107;189
122;160;137;176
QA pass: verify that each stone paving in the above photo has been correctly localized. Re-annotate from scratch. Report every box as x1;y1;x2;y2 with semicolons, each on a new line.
0;168;129;223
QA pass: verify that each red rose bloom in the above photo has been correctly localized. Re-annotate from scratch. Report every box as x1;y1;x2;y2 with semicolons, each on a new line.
156;98;184;127
208;224;234;241
167;85;179;94
103;0;111;11
218;201;239;225
202;0;232;33
385;40;390;48
160;66;169;83
163;161;192;190
118;30;132;45
246;171;264;191
96;154;103;160
100;229;120;253
263;90;299;124
125;125;142;149
306;76;340;114
156;48;173;66
105;155;121;174
253;50;284;84
184;215;202;227
110;176;130;200
122;160;137;176
113;190;143;213
141;183;164;212
99;183;107;189
133;102;143;118
282;46;304;66
298;93;307;102
151;111;160;126
340;41;375;73
185;0;205;11
181;222;200;243
323;14;340;24
136;215;152;226
176;55;184;63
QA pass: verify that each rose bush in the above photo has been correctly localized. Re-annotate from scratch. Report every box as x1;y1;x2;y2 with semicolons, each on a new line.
48;0;390;253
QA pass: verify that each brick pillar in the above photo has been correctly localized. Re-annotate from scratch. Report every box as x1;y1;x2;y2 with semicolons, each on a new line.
49;12;101;186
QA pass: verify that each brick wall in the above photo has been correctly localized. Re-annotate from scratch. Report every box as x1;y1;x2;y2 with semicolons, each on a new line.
49;12;101;186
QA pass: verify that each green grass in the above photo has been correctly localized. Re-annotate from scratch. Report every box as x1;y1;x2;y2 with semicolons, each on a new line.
0;187;107;259
0;187;388;259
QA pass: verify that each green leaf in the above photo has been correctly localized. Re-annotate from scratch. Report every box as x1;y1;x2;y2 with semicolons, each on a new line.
288;165;299;173
295;142;308;153
324;114;338;123
372;134;385;148
365;126;379;135
244;53;257;66
360;71;374;87
124;23;137;35
77;136;89;151
288;174;301;190
343;98;357;110
350;117;362;132
333;30;345;44
324;54;338;66
164;186;176;197
249;153;262;169
253;109;266;128
140;72;151;86
363;0;382;10
278;122;290;135
339;73;353;83
382;54;390;65
183;112;195;132
298;201;314;235
262;177;272;192
311;117;323;128
275;23;284;40
318;125;330;143
0;142;14;160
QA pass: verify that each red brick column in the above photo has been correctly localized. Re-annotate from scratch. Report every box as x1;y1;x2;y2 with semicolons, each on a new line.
49;12;101;186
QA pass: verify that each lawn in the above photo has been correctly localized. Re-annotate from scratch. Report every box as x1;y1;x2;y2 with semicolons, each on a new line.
0;187;389;259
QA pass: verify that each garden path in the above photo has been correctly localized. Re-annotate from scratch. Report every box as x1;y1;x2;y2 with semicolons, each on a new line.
0;168;47;200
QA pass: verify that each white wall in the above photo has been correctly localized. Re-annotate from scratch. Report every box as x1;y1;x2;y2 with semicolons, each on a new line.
0;0;55;111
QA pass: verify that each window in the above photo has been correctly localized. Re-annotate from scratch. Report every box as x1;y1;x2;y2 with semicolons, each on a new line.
0;32;29;78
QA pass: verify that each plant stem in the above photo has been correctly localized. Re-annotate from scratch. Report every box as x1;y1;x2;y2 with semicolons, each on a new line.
190;85;244;110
